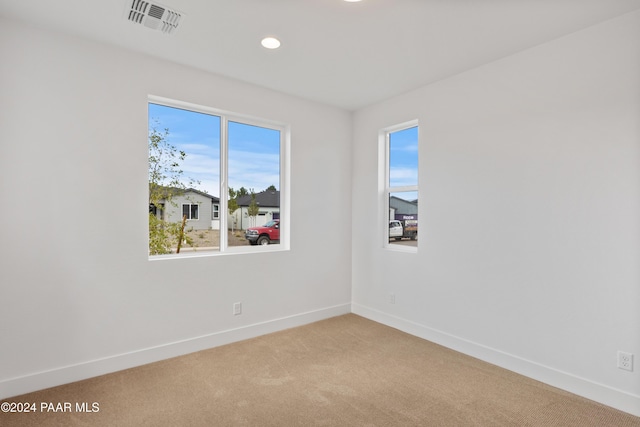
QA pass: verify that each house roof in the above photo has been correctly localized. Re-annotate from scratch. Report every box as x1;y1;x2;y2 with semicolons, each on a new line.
236;190;280;208
183;188;219;203
153;186;220;203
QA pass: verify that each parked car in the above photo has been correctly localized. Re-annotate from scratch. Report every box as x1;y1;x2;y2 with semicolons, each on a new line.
245;220;280;245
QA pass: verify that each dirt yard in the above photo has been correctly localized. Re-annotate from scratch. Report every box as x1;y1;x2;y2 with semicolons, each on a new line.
177;228;249;249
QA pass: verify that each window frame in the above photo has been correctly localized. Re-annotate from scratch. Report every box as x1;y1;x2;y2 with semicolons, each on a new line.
148;95;290;259
182;203;199;220
380;120;419;253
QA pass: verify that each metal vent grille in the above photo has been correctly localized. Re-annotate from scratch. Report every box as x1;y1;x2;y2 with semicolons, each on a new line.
148;4;165;20
126;0;183;34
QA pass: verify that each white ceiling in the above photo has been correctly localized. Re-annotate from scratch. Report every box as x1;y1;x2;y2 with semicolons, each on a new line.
2;0;640;110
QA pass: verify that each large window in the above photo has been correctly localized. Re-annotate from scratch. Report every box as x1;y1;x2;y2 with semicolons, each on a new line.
382;122;418;250
148;97;288;258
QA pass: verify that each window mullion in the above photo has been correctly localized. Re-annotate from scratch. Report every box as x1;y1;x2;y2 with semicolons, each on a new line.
219;116;229;252
389;185;418;193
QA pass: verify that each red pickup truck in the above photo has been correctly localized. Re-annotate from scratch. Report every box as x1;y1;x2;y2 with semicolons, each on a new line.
245;220;280;245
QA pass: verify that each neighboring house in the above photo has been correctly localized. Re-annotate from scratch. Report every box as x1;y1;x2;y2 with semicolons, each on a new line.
231;190;280;230
389;195;418;221
150;188;221;230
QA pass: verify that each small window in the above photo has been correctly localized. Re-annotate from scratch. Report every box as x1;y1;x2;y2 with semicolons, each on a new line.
381;122;418;250
182;204;199;220
212;204;219;219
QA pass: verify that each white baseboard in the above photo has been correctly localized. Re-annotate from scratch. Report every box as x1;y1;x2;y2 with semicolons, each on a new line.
352;303;640;417
0;303;351;400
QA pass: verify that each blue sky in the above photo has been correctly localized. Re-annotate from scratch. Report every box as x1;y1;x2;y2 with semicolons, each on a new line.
389;125;418;188
149;103;280;197
228;121;280;194
389;126;418;202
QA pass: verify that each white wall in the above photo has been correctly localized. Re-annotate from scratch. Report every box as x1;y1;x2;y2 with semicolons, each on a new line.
0;18;352;398
2;9;639;416
352;11;640;416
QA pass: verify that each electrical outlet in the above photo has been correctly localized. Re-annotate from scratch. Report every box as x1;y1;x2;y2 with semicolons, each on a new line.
617;351;634;372
233;302;242;316
389;293;396;304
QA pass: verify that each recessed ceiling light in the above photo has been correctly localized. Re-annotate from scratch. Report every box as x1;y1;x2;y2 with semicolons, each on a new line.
261;37;281;49
344;0;363;2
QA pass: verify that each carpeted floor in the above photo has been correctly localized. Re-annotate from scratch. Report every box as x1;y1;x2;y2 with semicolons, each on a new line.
1;314;639;426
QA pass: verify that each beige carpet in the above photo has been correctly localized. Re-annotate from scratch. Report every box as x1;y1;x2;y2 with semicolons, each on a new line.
1;314;639;426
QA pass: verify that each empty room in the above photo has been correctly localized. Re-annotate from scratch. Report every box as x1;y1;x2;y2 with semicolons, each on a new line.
1;0;639;425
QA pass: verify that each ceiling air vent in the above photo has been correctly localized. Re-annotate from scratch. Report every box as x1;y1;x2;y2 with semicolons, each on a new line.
127;0;183;34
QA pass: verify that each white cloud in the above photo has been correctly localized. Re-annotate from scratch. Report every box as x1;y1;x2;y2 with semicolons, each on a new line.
228;150;280;192
390;167;418;187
